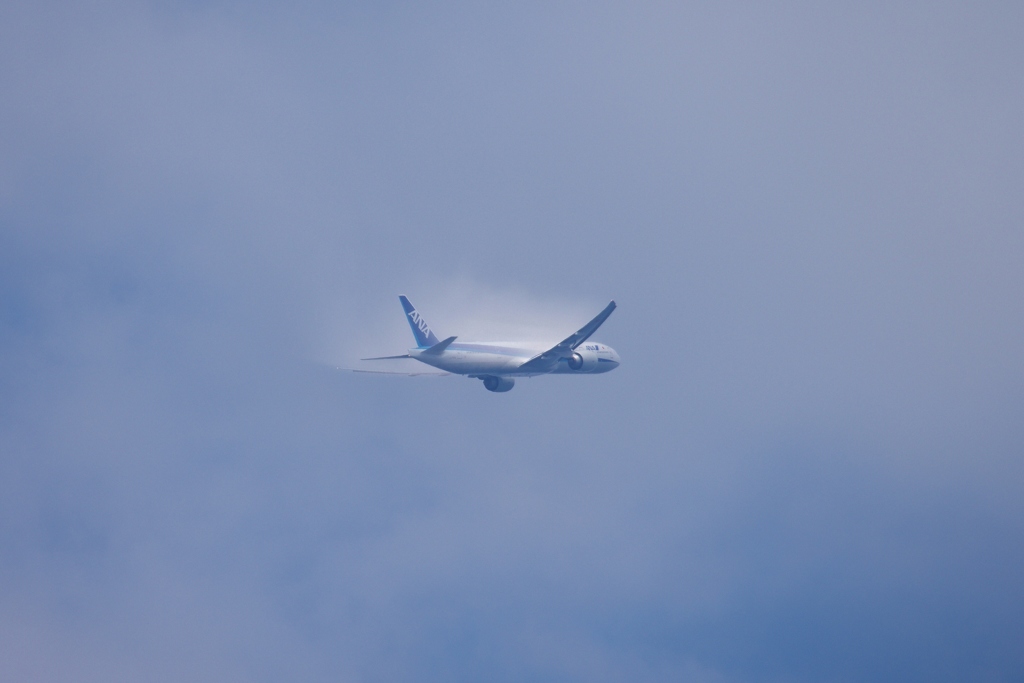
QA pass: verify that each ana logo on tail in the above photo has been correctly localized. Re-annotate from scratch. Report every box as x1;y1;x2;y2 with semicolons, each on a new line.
409;310;431;337
399;295;440;347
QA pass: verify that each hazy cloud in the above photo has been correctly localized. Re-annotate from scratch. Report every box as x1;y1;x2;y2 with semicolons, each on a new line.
2;2;1023;681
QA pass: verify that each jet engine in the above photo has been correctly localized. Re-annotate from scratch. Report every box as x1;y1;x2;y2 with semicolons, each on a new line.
566;348;600;372
482;376;515;392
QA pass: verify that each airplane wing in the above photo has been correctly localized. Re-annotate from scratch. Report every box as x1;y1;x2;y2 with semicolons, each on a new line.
516;300;616;373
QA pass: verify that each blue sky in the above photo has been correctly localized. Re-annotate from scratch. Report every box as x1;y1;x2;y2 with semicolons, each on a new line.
2;2;1023;681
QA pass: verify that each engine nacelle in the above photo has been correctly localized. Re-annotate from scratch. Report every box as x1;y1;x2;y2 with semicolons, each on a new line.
482;376;515;392
566;349;600;372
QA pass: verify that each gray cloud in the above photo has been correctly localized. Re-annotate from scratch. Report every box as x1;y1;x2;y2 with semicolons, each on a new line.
2;2;1023;681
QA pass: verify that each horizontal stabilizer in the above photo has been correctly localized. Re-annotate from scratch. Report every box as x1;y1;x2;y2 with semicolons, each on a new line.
421;335;457;355
360;353;412;360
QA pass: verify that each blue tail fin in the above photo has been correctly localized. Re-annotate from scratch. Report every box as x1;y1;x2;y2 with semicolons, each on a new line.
399;296;440;348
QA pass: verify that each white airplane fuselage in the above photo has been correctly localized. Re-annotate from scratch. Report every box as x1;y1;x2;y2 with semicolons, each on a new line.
408;341;621;377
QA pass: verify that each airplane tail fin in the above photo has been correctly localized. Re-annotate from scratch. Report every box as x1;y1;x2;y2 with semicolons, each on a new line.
399;295;441;348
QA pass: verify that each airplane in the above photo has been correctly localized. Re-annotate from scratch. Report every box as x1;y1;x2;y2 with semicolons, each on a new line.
361;296;620;392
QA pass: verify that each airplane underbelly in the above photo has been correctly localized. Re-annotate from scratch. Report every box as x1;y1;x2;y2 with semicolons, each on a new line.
449;353;522;375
